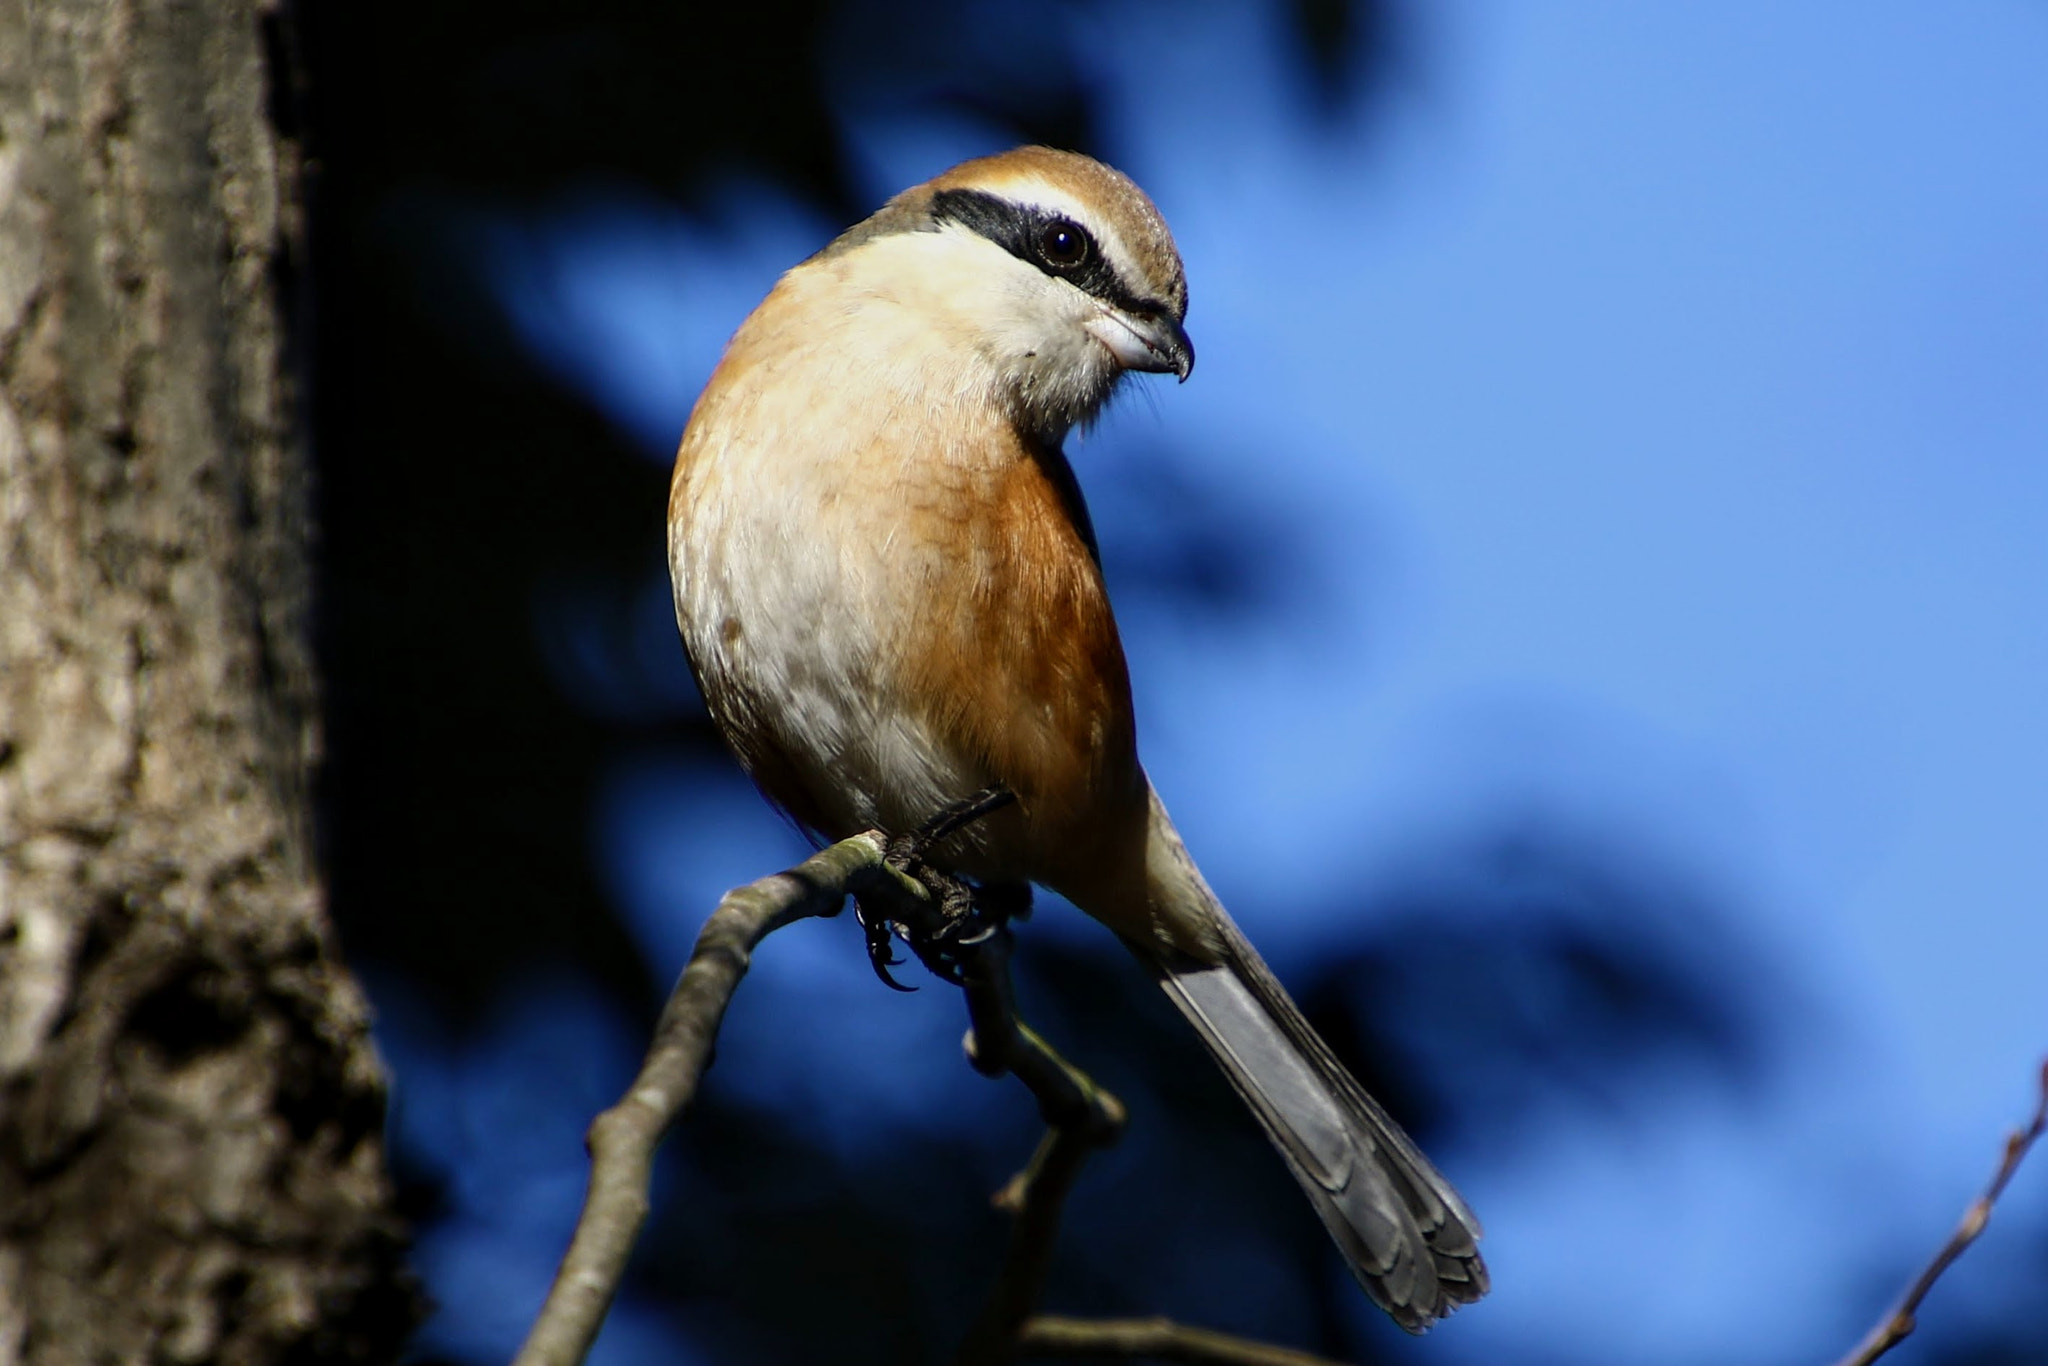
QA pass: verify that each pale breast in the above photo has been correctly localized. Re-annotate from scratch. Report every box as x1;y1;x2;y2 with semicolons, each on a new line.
668;270;1148;895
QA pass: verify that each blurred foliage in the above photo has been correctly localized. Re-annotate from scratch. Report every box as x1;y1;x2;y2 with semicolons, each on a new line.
1300;817;1776;1142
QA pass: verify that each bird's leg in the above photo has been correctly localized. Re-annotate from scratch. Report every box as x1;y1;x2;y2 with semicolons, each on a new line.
853;785;1028;987
890;783;1018;865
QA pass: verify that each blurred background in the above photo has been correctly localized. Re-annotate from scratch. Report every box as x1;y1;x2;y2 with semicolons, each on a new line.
297;1;2048;1362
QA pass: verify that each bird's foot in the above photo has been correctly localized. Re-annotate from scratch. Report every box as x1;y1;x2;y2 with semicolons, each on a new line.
853;785;1029;989
901;878;1032;986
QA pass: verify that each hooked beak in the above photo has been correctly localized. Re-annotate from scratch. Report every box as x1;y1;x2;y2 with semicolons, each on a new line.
1086;307;1195;383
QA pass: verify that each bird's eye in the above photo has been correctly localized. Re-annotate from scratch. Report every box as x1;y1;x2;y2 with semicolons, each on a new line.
1038;219;1089;268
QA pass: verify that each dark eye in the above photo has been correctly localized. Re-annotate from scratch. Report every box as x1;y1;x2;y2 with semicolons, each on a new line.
1038;219;1089;268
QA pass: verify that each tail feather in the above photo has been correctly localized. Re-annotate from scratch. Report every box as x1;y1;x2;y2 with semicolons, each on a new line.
1065;791;1487;1329
1147;932;1487;1330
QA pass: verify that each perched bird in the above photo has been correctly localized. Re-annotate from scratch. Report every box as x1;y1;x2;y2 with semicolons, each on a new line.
668;146;1487;1330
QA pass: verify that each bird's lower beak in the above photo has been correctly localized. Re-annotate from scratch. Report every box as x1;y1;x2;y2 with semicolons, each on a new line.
1086;308;1195;382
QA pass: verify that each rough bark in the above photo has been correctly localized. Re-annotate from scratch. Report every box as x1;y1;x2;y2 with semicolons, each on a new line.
0;1;413;1362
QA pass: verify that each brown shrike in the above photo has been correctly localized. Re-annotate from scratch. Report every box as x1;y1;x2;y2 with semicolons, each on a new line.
668;147;1487;1330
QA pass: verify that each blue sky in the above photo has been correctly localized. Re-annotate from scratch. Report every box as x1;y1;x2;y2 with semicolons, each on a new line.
455;2;2048;1361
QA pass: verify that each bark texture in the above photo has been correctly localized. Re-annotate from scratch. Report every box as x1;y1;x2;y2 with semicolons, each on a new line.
0;1;412;1362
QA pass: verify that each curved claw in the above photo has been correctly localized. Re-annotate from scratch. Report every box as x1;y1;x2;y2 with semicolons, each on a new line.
854;899;919;992
945;920;1000;948
870;953;918;993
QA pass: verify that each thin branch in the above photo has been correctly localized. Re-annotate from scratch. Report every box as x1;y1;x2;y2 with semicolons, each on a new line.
944;929;1354;1366
1829;1058;2048;1366
511;832;908;1366
1019;1316;1354;1366
953;930;1127;1366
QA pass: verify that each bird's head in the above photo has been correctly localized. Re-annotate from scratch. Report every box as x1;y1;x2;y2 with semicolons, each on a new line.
818;146;1194;441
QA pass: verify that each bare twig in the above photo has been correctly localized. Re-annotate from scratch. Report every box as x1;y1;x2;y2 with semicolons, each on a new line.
1829;1058;2048;1366
1019;1315;1353;1365
946;929;1362;1366
952;929;1127;1366
512;832;914;1366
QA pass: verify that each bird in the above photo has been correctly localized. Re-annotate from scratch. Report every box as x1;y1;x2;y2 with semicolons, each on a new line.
667;146;1487;1331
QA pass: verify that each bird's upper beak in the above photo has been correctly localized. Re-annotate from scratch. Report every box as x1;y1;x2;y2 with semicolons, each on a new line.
1086;307;1195;383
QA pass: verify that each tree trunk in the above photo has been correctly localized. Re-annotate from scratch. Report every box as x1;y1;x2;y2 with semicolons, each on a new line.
0;1;413;1362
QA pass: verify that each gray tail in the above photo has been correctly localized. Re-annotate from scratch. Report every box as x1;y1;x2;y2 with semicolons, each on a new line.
1143;920;1488;1332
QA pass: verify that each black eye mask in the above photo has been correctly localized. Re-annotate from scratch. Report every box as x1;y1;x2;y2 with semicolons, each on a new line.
930;188;1176;326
